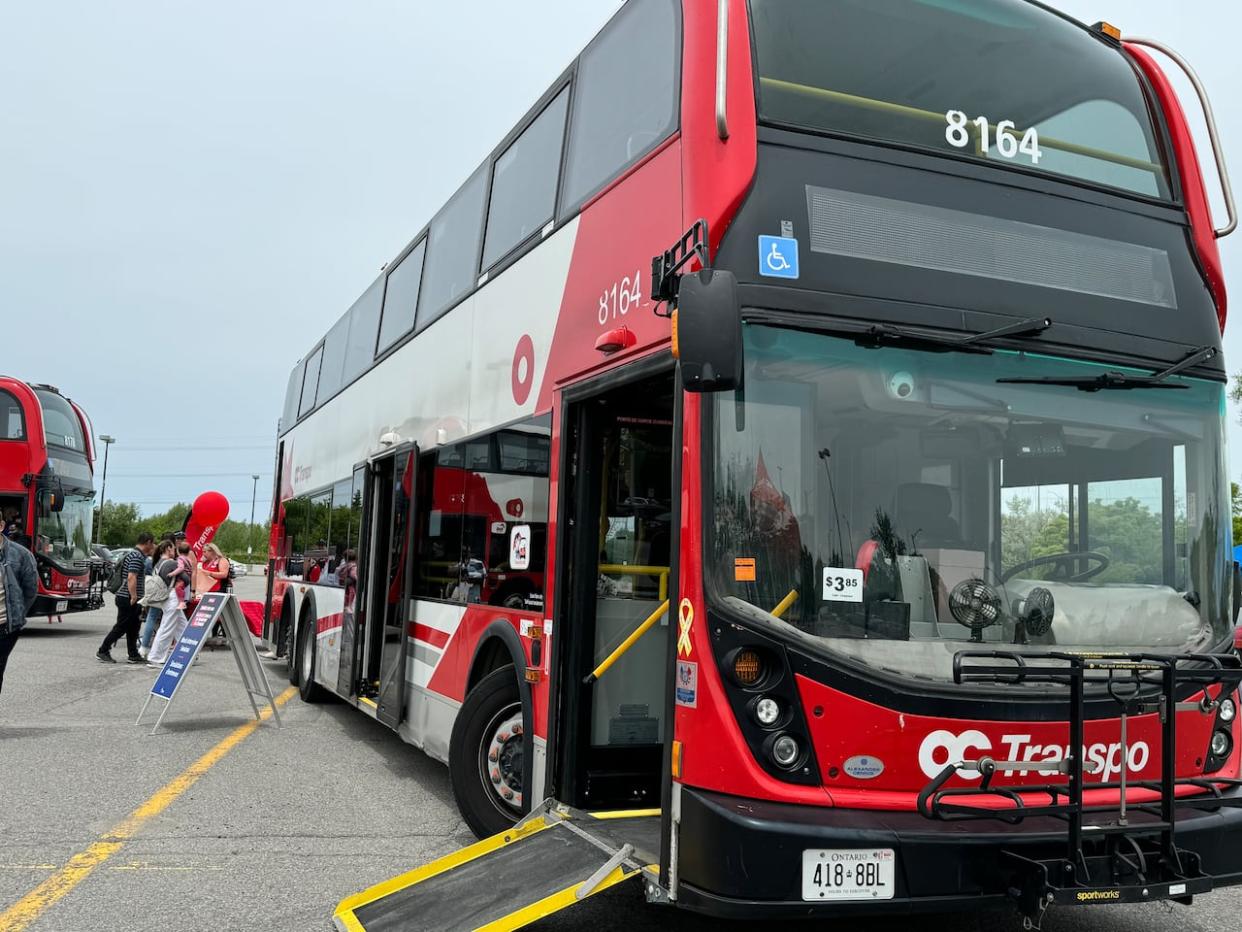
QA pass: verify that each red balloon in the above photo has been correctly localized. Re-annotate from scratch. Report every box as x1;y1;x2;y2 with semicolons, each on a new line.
192;491;230;526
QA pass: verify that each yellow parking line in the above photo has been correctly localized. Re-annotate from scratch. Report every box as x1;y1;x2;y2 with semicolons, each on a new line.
0;686;297;932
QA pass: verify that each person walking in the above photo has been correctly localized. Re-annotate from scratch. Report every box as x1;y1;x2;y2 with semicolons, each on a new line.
97;532;155;663
147;543;193;667
139;539;175;657
0;531;38;695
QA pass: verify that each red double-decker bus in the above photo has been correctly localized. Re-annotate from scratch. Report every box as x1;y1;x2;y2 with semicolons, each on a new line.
0;378;100;618
264;1;1242;926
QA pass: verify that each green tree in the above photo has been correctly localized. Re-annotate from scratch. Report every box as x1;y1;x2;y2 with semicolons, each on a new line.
100;500;270;564
99;501;140;546
1002;494;1163;584
1232;481;1242;546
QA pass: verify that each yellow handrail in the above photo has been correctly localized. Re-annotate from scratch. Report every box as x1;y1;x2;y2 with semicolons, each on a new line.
583;598;670;686
771;589;799;620
598;564;670;602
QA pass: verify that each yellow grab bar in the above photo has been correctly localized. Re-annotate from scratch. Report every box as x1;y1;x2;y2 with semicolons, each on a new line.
583;598;670;686
771;589;799;619
598;564;670;602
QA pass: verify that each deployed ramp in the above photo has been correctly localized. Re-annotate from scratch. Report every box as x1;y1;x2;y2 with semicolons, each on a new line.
333;803;661;932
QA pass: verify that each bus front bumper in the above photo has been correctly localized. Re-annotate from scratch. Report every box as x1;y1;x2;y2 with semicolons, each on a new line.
31;594;97;617
674;786;1242;918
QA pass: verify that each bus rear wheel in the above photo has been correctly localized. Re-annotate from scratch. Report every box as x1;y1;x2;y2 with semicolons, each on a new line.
283;608;298;687
450;667;524;839
298;619;323;703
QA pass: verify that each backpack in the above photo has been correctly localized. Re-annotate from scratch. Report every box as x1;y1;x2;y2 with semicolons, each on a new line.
107;555;129;594
141;572;169;607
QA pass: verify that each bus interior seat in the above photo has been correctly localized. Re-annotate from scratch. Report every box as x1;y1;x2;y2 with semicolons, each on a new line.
896;482;964;549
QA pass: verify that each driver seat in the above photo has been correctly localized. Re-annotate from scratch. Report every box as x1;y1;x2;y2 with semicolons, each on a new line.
896;483;965;550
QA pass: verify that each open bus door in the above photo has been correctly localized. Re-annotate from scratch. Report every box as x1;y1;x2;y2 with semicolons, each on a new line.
350;445;418;729
333;369;677;929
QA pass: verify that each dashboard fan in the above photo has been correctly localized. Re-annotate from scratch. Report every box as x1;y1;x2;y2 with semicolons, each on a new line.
948;578;1002;642
1017;586;1056;638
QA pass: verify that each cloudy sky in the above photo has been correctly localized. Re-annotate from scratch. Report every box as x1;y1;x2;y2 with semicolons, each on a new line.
3;1;1240;526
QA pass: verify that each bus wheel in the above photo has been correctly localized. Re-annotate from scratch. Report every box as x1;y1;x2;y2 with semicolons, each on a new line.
450;667;523;839
298;621;323;703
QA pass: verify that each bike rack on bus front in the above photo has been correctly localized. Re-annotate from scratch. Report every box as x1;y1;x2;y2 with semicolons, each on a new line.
916;650;1242;928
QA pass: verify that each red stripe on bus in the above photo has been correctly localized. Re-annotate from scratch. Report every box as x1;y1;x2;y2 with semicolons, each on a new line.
411;623;450;649
316;613;343;635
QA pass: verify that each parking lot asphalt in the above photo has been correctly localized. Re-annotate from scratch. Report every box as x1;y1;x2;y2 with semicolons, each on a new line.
1;577;1240;931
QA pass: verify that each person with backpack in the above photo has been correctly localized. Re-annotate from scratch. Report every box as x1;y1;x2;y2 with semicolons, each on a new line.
97;532;155;663
138;540;175;658
146;542;194;667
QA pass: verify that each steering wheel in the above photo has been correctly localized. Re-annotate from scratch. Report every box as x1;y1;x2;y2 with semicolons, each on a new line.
1001;551;1110;583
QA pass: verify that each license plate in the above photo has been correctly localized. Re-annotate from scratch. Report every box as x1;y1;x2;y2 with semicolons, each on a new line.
55;600;68;612
802;848;896;901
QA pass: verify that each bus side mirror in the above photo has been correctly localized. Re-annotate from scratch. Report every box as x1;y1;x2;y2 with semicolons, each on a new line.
677;269;742;393
38;489;64;514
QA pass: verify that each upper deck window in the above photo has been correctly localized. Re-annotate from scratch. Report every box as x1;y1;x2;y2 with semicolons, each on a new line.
35;390;84;451
298;344;324;419
378;240;426;354
751;0;1171;199
483;88;569;271
1;390;24;440
560;0;680;214
416;166;489;331
318;310;352;403
281;364;302;433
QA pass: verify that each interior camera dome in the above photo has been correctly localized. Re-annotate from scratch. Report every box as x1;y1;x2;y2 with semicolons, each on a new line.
887;371;915;400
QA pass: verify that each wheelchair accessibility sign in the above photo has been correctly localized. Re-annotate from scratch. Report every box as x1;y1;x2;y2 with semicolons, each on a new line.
758;235;799;279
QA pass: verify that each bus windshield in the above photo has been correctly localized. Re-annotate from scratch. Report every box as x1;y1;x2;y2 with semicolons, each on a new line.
35;492;93;566
709;325;1231;684
35;389;86;452
750;0;1171;199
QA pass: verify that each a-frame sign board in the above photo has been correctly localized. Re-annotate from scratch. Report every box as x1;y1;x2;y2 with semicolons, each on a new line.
137;591;282;735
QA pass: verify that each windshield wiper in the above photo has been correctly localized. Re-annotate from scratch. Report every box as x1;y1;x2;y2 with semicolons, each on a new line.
856;316;1053;355
996;345;1217;393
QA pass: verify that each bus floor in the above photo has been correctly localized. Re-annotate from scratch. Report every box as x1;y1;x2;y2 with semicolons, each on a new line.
1;589;1238;931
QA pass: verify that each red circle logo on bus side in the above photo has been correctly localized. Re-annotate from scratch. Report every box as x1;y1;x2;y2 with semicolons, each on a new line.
512;334;535;405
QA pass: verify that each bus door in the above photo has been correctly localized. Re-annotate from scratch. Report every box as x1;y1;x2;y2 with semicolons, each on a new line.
354;445;419;729
556;370;675;812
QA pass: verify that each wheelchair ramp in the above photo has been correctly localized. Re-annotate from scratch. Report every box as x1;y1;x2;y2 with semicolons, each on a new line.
333;804;661;932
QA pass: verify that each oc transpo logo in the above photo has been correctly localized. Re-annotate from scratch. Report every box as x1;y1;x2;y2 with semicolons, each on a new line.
917;729;1151;782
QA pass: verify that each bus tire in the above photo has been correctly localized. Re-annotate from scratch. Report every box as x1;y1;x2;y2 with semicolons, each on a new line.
450;666;524;839
298;618;324;703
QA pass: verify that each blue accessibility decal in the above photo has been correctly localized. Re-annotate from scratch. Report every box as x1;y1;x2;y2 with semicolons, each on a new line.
758;235;799;279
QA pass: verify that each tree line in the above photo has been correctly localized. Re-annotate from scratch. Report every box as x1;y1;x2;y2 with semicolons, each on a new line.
98;501;270;565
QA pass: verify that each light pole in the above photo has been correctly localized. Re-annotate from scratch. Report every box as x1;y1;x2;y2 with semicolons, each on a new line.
248;473;260;562
97;435;115;543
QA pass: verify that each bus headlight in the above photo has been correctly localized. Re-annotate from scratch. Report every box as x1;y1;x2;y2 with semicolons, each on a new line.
771;734;801;769
754;696;781;727
1211;729;1232;760
1219;697;1236;723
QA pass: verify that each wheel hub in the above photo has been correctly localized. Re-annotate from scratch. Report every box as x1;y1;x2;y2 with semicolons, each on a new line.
484;708;524;810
